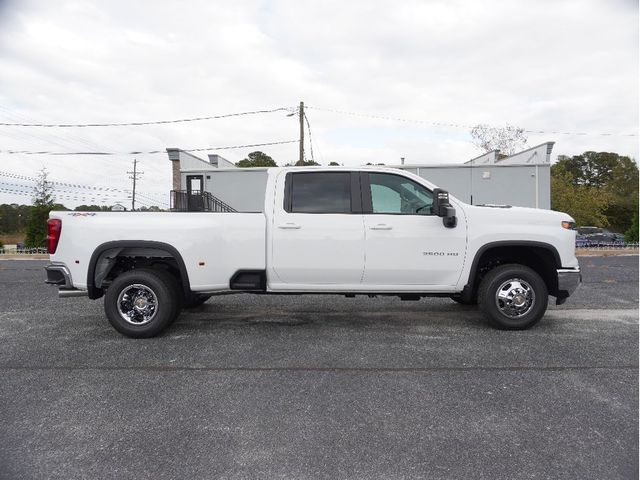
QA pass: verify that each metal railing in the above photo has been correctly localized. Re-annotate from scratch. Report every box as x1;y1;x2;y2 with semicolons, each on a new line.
0;246;48;255
170;190;236;212
576;242;639;250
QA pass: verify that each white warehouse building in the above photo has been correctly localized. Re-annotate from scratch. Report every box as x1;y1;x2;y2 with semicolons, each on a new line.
166;142;554;212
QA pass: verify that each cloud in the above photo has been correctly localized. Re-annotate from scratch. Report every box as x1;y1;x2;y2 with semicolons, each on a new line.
0;0;636;206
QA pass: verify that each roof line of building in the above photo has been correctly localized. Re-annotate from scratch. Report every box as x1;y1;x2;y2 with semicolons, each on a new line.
166;148;214;167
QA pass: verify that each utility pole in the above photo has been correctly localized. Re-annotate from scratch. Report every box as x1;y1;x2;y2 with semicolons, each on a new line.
298;101;304;165
127;159;144;211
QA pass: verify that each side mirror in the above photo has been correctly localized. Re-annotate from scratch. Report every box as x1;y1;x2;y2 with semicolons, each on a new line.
432;188;457;228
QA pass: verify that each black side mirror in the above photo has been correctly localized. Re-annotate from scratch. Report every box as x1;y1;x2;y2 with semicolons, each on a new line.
432;188;457;228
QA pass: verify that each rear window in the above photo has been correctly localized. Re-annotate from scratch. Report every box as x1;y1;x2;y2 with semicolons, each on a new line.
288;172;352;213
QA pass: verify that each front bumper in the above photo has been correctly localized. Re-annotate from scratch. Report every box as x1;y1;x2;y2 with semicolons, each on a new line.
556;267;582;305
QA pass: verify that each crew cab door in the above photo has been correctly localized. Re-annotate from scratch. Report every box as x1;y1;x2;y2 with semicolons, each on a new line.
361;172;467;287
269;171;365;287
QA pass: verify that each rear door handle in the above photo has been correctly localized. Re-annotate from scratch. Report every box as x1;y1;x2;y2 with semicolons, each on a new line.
370;224;392;230
278;222;301;230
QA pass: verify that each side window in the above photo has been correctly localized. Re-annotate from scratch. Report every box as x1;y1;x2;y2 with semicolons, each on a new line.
369;173;433;215
288;172;352;213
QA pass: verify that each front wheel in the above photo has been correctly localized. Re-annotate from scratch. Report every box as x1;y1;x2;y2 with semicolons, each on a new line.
478;264;548;330
104;269;180;338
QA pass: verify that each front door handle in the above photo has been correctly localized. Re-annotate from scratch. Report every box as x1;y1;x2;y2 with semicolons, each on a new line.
278;222;301;230
370;224;392;230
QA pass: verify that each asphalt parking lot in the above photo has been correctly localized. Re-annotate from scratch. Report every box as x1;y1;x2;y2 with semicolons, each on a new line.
0;256;638;480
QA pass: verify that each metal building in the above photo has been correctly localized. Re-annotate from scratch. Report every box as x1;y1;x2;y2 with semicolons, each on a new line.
166;142;554;212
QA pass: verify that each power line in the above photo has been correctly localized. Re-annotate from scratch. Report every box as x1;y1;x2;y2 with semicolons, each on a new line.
136;192;169;207
0;170;132;193
0;179;124;199
0;186;164;208
0;187;120;204
306;106;638;137
0;106;115;151
0;170;166;206
0;172;166;208
0;139;299;156
0;107;292;128
133;198;166;210
184;139;299;152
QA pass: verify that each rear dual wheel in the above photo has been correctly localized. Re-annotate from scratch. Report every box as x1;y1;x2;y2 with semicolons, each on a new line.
104;269;181;338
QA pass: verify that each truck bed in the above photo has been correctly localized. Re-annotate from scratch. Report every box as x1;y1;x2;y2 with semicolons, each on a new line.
49;211;266;292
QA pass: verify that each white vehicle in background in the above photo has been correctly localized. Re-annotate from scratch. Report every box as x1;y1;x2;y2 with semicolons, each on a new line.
45;167;581;338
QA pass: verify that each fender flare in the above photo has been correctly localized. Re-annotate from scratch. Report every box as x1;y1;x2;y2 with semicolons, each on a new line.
461;240;561;301
86;240;191;299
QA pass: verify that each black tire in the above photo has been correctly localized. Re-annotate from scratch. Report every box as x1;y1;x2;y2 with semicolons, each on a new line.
450;295;477;306
478;264;548;330
182;293;211;309
104;269;181;338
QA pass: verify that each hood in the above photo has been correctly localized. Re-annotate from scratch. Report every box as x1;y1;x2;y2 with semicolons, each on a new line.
463;203;574;227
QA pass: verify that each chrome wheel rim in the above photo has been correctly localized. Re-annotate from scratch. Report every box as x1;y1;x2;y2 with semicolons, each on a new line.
117;284;159;325
494;278;535;319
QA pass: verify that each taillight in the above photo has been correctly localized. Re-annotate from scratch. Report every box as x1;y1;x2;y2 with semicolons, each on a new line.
47;218;62;254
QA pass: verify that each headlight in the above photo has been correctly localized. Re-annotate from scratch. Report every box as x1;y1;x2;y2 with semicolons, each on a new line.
561;221;575;230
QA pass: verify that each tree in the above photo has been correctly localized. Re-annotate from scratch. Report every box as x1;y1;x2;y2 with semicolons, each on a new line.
554;152;638;231
328;162;340;166
554;151;637;188
625;208;639;242
74;205;103;212
470;124;527;155
0;204;31;235
25;168;55;248
74;205;112;212
550;165;610;227
284;159;321;166
32;167;54;208
294;159;320;166
236;151;278;168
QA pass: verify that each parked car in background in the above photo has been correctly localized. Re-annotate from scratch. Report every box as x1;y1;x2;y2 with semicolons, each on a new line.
577;226;602;236
575;235;591;248
586;232;625;243
576;227;626;247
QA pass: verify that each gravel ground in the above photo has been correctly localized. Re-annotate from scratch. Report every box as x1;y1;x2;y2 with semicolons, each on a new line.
0;256;637;480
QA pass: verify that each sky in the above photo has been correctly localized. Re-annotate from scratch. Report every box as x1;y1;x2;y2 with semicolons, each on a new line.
0;0;637;208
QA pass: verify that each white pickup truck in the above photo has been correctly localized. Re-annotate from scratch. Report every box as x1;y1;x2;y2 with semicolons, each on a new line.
45;166;581;337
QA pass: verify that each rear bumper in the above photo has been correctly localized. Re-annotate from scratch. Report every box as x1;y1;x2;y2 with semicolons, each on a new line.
556;267;581;305
45;263;73;288
45;263;88;297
